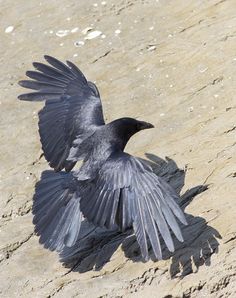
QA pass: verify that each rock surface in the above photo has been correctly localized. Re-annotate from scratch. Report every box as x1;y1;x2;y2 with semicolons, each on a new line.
0;0;236;297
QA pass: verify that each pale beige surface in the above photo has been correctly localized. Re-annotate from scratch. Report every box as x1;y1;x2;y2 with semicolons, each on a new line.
0;0;236;297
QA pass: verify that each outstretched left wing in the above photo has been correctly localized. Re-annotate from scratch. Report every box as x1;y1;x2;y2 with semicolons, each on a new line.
79;152;187;260
18;56;105;171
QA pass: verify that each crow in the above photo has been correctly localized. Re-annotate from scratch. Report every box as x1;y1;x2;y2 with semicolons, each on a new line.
18;56;187;260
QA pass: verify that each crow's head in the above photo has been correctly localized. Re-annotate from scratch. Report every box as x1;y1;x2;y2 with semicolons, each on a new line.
110;117;154;147
116;117;154;132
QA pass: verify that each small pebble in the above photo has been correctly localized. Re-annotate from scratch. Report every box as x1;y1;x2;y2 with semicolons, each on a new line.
56;30;70;37
74;40;85;47
5;26;14;33
147;45;156;51
188;106;194;112
71;27;79;33
82;27;93;35
84;30;102;40
198;66;208;73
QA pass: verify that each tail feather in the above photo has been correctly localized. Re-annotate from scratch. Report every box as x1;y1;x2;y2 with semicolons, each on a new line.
32;170;81;252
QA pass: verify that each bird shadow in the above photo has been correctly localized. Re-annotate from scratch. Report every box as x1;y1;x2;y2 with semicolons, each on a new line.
60;153;221;278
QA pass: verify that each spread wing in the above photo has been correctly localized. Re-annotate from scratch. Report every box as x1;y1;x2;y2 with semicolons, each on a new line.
79;153;187;260
18;56;105;171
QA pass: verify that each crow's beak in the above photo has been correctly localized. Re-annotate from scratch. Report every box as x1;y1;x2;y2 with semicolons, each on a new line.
139;121;155;130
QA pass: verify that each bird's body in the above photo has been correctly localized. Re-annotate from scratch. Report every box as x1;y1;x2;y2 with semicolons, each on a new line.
18;56;187;260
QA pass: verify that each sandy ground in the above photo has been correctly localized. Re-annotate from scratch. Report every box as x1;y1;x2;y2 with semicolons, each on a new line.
0;0;236;297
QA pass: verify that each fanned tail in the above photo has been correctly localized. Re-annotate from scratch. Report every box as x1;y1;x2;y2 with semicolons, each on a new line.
33;170;82;252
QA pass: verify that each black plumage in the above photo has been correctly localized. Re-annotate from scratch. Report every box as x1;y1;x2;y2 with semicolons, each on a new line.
18;56;187;260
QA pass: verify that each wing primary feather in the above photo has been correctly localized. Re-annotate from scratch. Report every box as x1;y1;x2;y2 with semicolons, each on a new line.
66;60;87;83
137;175;162;259
159;198;184;242
18;92;62;101
26;70;68;85
143;194;162;259
149;191;175;252
159;181;187;225
18;80;66;91
132;186;149;260
44;55;75;78
141;172;175;251
33;62;73;81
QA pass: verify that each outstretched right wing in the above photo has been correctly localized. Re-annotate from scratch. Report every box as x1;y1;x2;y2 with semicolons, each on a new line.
79;152;187;260
18;56;105;171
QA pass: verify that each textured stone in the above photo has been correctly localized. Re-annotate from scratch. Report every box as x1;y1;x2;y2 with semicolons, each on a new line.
0;0;236;297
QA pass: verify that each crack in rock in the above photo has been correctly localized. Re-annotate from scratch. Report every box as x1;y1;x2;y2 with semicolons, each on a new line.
223;125;236;134
179;19;204;33
0;233;34;263
46;279;77;298
1;199;32;224
188;76;224;98
92;50;113;64
210;272;236;293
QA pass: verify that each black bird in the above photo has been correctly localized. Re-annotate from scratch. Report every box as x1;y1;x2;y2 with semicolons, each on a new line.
18;56;187;260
